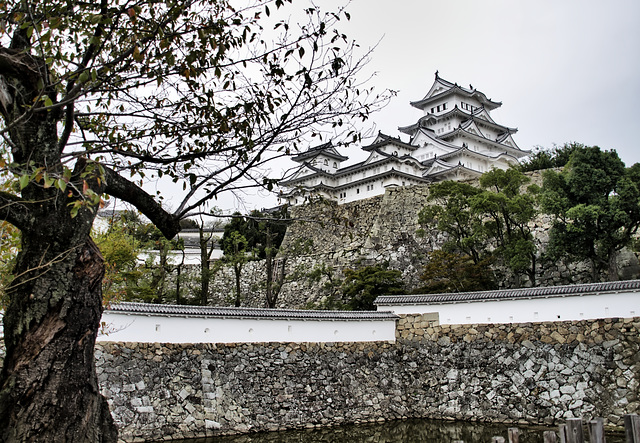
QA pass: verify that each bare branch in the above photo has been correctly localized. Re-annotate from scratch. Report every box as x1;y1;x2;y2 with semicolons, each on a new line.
102;166;180;239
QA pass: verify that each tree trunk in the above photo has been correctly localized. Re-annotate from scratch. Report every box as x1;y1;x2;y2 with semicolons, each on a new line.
0;237;117;441
199;228;211;306
608;249;620;282
265;226;274;308
175;263;182;304
234;263;242;307
590;257;600;283
528;253;537;287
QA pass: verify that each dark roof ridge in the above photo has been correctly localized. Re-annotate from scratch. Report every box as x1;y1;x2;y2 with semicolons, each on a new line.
108;301;399;320
375;280;640;306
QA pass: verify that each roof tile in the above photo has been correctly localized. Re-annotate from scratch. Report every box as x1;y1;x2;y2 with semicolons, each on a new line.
108;302;399;321
375;280;640;305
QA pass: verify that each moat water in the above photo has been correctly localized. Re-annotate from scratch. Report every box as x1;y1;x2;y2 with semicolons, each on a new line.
174;418;626;442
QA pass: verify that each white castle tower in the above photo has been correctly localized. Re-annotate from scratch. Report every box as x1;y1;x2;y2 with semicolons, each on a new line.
280;72;528;205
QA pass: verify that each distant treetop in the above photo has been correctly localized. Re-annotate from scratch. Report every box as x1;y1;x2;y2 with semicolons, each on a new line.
519;142;585;172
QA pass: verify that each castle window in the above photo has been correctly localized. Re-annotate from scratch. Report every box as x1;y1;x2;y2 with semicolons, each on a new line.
323;159;328;166
333;162;337;168
356;188;360;194
443;103;447;110
461;101;476;112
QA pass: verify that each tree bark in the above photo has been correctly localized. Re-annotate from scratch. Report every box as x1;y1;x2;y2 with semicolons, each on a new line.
234;263;243;307
0;237;117;442
265;225;274;308
199;227;212;306
608;249;620;282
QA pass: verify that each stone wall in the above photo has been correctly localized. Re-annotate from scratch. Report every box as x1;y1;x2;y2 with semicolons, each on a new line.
58;316;636;441
1;317;637;441
395;316;639;424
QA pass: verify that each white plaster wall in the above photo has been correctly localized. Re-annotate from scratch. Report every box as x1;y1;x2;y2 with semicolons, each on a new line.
343;184;384;204
97;311;397;343
384;292;640;325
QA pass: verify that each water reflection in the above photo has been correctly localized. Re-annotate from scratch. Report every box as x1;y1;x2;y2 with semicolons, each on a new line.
177;418;625;443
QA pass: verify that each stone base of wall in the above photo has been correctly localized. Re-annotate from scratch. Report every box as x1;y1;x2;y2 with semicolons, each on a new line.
89;317;639;441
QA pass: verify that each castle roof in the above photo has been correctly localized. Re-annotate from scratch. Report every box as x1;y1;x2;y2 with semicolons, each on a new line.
362;132;418;152
422;160;482;182
410;72;502;112
440;124;525;155
291;141;349;163
435;145;521;164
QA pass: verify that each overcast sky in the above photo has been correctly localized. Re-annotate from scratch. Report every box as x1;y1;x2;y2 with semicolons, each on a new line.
334;0;640;160
163;0;640;214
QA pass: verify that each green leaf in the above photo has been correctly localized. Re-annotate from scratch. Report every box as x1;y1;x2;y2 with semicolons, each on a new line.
57;178;68;192
19;175;29;190
43;175;55;188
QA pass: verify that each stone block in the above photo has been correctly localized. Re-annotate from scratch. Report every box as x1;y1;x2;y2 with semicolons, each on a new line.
205;420;221;430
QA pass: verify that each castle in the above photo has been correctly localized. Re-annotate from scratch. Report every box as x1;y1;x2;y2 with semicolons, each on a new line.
280;72;529;205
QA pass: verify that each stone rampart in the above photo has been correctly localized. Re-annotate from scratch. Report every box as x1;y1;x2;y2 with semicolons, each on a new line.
1;317;627;441
273;177;640;308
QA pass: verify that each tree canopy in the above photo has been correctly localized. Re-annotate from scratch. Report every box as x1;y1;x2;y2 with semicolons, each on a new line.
0;0;388;439
221;208;288;258
418;166;539;287
518;142;583;172
418;250;496;294
540;145;640;282
220;208;289;307
476;167;539;286
341;262;404;311
418;180;486;264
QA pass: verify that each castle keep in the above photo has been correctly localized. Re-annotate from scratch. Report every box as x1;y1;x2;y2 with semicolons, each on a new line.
280;72;529;205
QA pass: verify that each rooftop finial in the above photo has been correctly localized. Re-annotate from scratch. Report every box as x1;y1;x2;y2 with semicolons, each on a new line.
435;70;439;78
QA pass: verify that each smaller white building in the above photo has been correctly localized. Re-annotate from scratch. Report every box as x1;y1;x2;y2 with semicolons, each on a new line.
174;228;224;265
374;280;640;325
99;302;399;343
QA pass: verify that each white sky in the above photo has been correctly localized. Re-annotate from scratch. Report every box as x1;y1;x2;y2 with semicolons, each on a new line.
335;0;640;160
159;0;640;214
